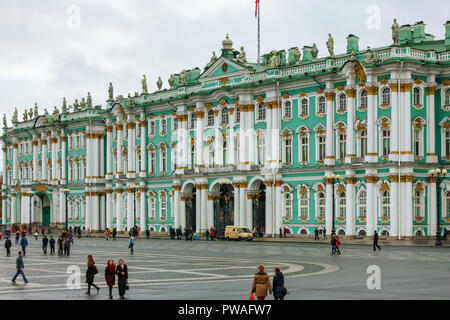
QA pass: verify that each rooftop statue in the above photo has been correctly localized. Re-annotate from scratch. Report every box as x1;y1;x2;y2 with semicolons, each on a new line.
294;47;301;65
108;82;114;100
62;97;67;113
34;103;38;118
168;74;175;88
87;92;92;108
237;46;248;64
312;43;319;60
52;106;60;120
327;33;334;57
23;110;28;122
156;76;163;90
28;108;33;119
268;50;280;68
205;51;218;70
74;99;80;111
142;75;148;94
12;108;18;123
392;19;400;45
3;114;7;128
44;108;50;117
180;69;187;86
81;97;86;110
363;46;379;64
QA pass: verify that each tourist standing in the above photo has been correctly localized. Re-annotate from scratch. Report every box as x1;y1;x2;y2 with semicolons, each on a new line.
251;264;272;301
57;236;64;256
64;237;71;256
34;230;38;240
206;229;210;240
49;236;55;255
335;235;341;255
15;231;20;244
5;237;12;257
279;228;282;238
87;228;91;238
11;251;29;284
77;227;82;239
105;229;110;241
85;255;100;295
146;228;150;239
116;259;128;299
283;227;287;238
210;227;215;241
314;228;319;240
443;228;448;240
20;236;28;256
272;267;287;301
129;235;135;254
189;227;193;241
330;235;337;255
323;227;327;240
112;227;117;240
105;259;116;299
373;230;381;251
42;235;48;255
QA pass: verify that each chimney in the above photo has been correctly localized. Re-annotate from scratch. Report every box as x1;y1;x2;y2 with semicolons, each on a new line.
445;21;450;48
346;34;360;54
412;21;426;44
399;24;413;45
302;46;313;63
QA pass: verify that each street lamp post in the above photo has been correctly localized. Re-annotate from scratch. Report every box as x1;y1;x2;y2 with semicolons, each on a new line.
429;168;448;246
63;189;70;230
326;174;341;236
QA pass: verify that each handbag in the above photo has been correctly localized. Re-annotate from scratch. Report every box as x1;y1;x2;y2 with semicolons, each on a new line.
93;266;98;274
249;292;255;300
125;280;129;291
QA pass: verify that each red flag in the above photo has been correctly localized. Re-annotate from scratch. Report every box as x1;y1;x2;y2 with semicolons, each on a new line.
255;0;259;18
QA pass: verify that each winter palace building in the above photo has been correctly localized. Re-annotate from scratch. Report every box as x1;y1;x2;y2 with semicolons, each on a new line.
2;21;450;238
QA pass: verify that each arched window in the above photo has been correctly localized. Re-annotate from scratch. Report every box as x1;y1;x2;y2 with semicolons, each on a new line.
150;121;155;136
160;119;167;134
160;195;167;220
283;135;292;165
284;101;292;119
317;96;326;114
257;102;266;120
284;193;292;219
445;89;450;106
208;143;215;168
317;192;325;218
300;99;308;116
359;129;367;158
381;128;390;157
207;110;214;126
382;87;391;105
149;149;156;174
299;193;308;219
337;132;346;160
160;147;167;173
257;135;265;165
360;89;368;109
444;128;450;158
413;87;421;105
338;94;347;111
299;133;309;163
337;192;346;218
358;190;367;218
413;125;423;158
413;190;424;218
221;107;229;125
316;131;326;162
190;113;197;129
381;191;390;218
149;196;155;219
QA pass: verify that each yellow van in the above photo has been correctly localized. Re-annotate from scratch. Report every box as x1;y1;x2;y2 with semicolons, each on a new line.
224;226;253;241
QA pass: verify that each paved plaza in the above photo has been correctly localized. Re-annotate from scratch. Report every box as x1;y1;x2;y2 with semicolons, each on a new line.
0;236;449;299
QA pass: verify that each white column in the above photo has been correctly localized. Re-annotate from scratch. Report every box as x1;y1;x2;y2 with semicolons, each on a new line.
274;181;282;235
428;178;437;236
12;140;18;181
106;190;112;229
366;178;376;236
325;180;333;235
248;105;255;165
246;194;253;229
366;86;378;163
390;176;399;237
238;102;247;169
201;185;207;232
195;104;205;168
345;88;356;164
61;136;66;183
106;125;113;179
99;194;105;231
345;178;355;236
195;186;201;232
116;190;123;231
42;138;48;182
99;135;105;178
59;191;64;225
426;85;437;163
32;137;38;182
140;120;146;177
389;84;399;162
126;189;134;231
325;92;335;165
117;125;123;175
207;196;214;230
265;181;273;236
51;134;57;183
85;192;91;231
404;176;413;237
92;194;99;231
239;184;246;226
234;184;240;226
2;194;6;225
127;122;136;178
181;115;188;168
180;198;186;231
400;84;413;162
11;194;16;224
140;190;146;232
174;187;180;228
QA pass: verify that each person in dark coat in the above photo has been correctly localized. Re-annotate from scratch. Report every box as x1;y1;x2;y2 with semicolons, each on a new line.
15;231;20;244
314;228;319;240
116;259;128;299
20;236;28;256
279;228;282;238
11;251;29;284
42;235;48;255
5;237;12;257
184;227;189;241
272;267;286;300
146;229;150;239
49;236;56;255
335;235;341;255
330;235;337;255
57;236;64;256
64;237;71;256
205;229;210;240
85;255;100;295
77;227;82;239
112;227;117;240
105;259;116;299
373;230;381;251
443;228;448;240
189;227;193;241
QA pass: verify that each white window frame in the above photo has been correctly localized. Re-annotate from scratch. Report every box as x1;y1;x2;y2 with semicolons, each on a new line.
413;125;424;158
207;110;214;127
317;96;326;115
357;189;367;218
257;102;266;121
283;193;292;219
282;135;292;165
381;190;390;218
298;192;309;219
299;133;309;163
338;93;347;112
221;107;229;125
381;87;391;105
360;89;368;110
316;191;325;218
413;189;424;218
283;100;292;119
299;98;309;117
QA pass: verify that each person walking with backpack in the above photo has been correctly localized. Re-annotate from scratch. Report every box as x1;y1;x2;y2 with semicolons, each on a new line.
251;264;272;301
272;267;287;301
373;230;381;251
49;236;55;255
105;259;116;299
116;259;128;299
129;235;135;255
85;255;100;295
5;237;12;257
42;235;48;255
11;251;29;284
20;236;28;256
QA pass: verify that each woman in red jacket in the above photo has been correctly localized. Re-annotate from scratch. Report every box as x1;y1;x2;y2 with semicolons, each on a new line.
105;259;116;299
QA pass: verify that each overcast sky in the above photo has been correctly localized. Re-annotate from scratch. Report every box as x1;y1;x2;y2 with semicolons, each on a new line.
1;0;449;126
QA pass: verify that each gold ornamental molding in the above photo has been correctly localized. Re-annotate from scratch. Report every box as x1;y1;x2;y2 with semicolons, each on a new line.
336;85;345;92
32;140;39;146
415;183;424;193
358;82;366;87
400;83;413;92
364;176;378;183
388;83;399;92
388;175;399;183
324;92;335;101
414;77;423;85
427;176;437;183
219;78;229;86
379;183;390;193
282;92;290;99
366;86;378;95
256;96;265;102
33;185;49;192
345;88;356;98
263;180;274;187
380;78;389;85
344;177;356;184
400;175;415;183
426;86;438;95
316;88;324;94
324;177;334;185
195;111;205;118
219;99;228;106
442;79;450;86
105;126;113;132
354;61;366;83
299;91;307;98
275;180;283;187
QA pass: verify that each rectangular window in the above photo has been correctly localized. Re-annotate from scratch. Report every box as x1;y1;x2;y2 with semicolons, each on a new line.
318;136;325;162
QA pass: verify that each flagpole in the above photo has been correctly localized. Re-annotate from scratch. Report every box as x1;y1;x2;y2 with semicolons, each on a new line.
257;1;260;65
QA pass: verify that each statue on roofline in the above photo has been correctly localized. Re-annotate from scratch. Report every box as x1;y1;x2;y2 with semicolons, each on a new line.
62;97;67;113
156;76;163;91
74;99;80;111
179;69;187;86
268;50;280;68
87;92;92;108
142;75;148;94
205;51;218;70
312;43;319;60
108;82;114;100
364;46;379;64
326;33;334;58
168;74;175;88
34;103;38;118
237;46;248;64
294;47;301;65
23;110;28;121
81;97;86;110
3;114;7;128
52;106;60;120
12;108;18;123
28;108;33;119
392;19;400;46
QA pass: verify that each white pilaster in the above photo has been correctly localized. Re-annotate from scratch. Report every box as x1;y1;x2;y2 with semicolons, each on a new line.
325;90;335;166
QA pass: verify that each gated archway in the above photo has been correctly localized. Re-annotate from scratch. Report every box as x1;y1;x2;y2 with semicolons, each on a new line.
213;183;234;238
183;183;196;232
251;181;266;236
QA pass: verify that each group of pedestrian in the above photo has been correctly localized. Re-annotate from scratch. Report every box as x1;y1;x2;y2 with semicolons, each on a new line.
330;234;341;255
86;255;128;299
278;227;287;238
250;264;287;301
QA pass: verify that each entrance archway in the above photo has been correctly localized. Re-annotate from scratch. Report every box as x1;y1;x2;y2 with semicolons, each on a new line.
35;193;51;227
183;183;196;231
213;183;234;238
250;179;266;236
